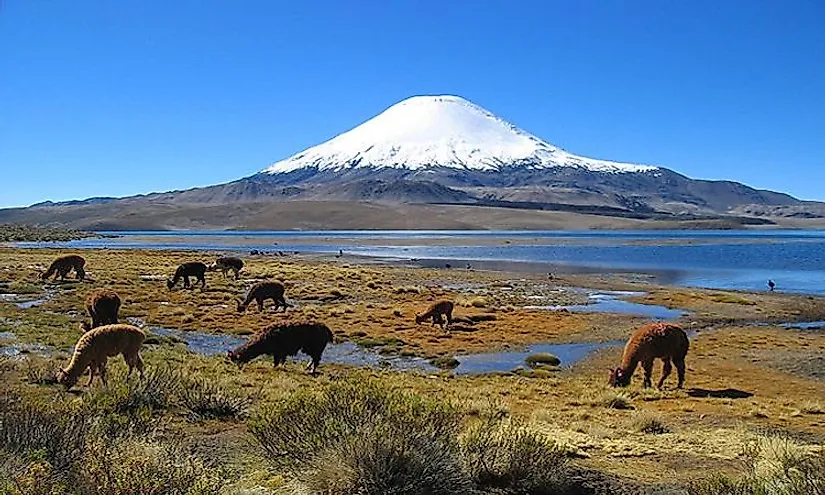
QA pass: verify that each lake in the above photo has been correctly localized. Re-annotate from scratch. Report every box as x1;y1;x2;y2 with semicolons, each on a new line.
15;229;825;295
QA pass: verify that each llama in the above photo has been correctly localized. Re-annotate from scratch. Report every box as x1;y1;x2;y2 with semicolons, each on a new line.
227;320;334;374
415;300;454;330
609;322;689;389
41;254;86;282
208;256;244;280
80;289;121;331
56;324;146;390
167;261;207;290
237;281;291;313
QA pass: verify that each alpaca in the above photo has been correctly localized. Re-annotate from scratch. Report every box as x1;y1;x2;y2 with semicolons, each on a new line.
415;300;454;330
41;254;86;282
227;320;334;374
609;322;689;389
80;289;121;331
208;256;244;280
56;324;146;390
167;262;207;290
237;281;291;313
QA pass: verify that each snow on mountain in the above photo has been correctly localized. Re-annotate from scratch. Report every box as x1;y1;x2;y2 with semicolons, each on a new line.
263;95;658;175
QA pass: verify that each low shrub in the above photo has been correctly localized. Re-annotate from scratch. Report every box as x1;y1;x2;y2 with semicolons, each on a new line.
630;410;671;434
689;435;825;495
180;377;253;420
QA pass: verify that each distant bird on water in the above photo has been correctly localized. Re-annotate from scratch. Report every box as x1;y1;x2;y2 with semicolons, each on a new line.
767;279;775;291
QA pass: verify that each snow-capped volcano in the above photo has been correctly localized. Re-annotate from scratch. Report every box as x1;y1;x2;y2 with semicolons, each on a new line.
263;95;658;174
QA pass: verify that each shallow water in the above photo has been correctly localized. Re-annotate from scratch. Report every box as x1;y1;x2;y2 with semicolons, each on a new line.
453;341;624;374
144;325;621;375
17;229;825;294
525;291;685;320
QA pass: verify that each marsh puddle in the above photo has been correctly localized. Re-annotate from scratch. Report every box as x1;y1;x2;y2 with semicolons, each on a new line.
0;332;54;358
525;291;685;320
0;291;53;309
780;321;825;330
147;326;438;372
143;325;619;375
453;341;624;375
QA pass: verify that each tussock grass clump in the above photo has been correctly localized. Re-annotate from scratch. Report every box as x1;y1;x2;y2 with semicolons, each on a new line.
180;377;253;420
462;417;573;495
249;377;471;494
525;353;561;369
630;410;671;434
689;435;825;495
800;401;825;415
23;357;60;385
430;356;461;369
87;365;182;417
591;390;634;410
0;400;89;471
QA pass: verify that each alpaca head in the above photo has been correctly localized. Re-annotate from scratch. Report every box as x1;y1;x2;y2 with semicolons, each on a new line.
55;368;77;389
226;350;244;368
414;313;426;325
236;300;247;313
608;368;631;387
206;262;219;272
166;279;175;290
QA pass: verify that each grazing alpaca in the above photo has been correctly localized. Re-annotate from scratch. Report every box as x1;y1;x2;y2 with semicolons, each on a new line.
80;289;121;331
227;320;334;374
208;256;244;280
56;324;146;390
609;322;689;389
41;254;86;282
415;300;454;330
237;281;291;313
167;262;207;290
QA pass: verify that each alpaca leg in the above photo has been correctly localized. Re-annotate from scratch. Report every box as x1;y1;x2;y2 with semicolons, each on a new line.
183;276;191;289
98;362;108;386
674;358;686;389
234;268;240;280
445;309;453;328
86;364;96;386
641;360;654;388
200;274;206;289
257;299;264;312
658;359;673;389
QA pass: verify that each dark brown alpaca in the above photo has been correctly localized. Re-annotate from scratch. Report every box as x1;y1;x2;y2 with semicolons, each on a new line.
208;256;244;280
609;322;689;389
41;255;86;282
415;300;454;330
167;262;207;290
227;320;334;374
237;281;291;312
80;289;121;331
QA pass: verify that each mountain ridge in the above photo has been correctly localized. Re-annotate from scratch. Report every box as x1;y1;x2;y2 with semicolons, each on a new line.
3;94;823;230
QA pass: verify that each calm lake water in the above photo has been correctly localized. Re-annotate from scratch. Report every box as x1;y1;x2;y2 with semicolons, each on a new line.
16;229;825;295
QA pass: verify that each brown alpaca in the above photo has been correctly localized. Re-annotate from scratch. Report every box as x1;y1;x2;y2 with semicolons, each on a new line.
56;324;146;390
41;254;86;282
227;320;334;374
80;289;121;331
237;281;291;313
609;322;689;389
415;300;454;330
167;261;207;290
208;256;244;280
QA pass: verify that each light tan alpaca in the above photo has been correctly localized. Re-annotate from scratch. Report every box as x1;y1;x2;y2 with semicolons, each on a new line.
415;300;454;330
56;324;146;390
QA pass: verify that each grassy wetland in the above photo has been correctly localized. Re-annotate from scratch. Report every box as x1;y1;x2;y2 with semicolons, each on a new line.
1;247;824;494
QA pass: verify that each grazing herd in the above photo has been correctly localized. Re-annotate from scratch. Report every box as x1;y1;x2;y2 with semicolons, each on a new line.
37;253;690;391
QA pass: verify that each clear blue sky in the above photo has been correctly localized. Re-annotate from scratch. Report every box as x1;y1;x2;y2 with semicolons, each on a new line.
1;0;823;208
